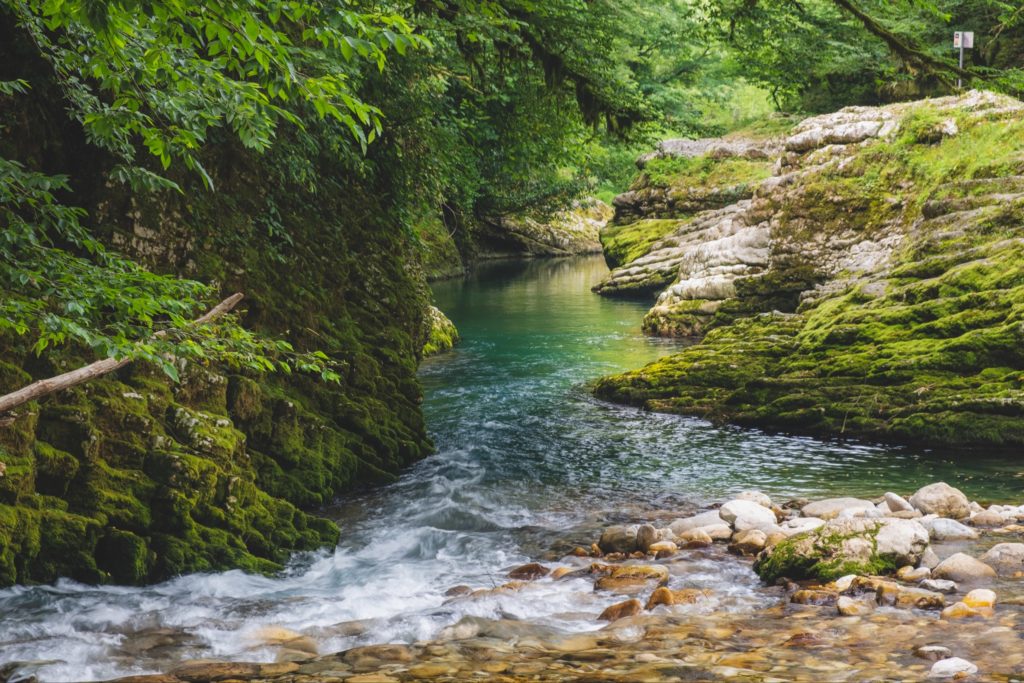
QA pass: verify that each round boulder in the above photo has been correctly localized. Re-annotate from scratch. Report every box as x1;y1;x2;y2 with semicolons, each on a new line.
720;499;777;531
932;552;996;583
978;542;1024;576
598;525;639;554
909;482;971;519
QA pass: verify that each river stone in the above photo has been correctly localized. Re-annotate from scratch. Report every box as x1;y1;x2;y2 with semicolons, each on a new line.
970;510;1004;526
884;492;914;513
893;587;945;610
978;542;1024;576
914;645;952;661
696;524;733;541
779;517;826;536
836;595;874;616
597;598;643;621
599;525;639;554
677;528;714;547
669;511;724;535
928;657;977;678
719;500;777;531
909;483;971;519
920;546;941;570
729;529;767;555
800;497;875;520
932;553;996;582
636;524;659;552
923;517;979;541
754;518;928;583
734;490;772;508
896;565;930;582
921;579;958;593
963;588;996;608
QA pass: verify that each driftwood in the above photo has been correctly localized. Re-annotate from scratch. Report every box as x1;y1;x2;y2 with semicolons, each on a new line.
0;292;244;423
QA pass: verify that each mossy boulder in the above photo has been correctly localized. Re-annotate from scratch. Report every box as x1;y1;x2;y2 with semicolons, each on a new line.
754;518;930;583
422;306;460;357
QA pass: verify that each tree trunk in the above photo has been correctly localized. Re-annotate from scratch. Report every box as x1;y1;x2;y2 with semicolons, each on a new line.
0;293;244;421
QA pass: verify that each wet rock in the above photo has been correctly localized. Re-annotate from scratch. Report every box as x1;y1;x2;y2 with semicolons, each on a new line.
970;510;1005;527
791;589;839;606
595;564;670;593
170;662;296;681
923;518;979;541
940;602;988;620
779;517;826;536
636;524;660;552
921;579;958;593
755;517;928;583
508;562;550;580
695;524;733;541
978;542;1024;576
765;531;788;549
910;483;971;519
720;499;777;531
669;511;724;535
407;663;458;678
645;586;711;609
343;644;415;665
826;574;857;592
599;525;639;554
920;546;941;569
249;626;318;656
729;529;767;555
647;540;678;555
928;657;978;678
598;598;643;621
734;491;772;508
801;497;875;520
914;645;953;662
893;587;945;610
444;585;472;597
896;566;930;582
677;528;714;547
963;588;996;609
836;596;874;616
884;492;914;513
932;553;996;583
550;567;577;580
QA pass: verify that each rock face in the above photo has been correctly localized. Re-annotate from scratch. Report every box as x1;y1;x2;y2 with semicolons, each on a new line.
478;201;611;259
754;518;928;582
595;91;1024;448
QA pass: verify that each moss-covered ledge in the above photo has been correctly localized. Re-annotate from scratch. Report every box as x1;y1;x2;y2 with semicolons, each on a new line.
595;94;1024;449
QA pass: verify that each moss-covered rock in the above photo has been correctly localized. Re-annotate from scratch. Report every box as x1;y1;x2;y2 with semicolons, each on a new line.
596;92;1024;448
422;306;460;357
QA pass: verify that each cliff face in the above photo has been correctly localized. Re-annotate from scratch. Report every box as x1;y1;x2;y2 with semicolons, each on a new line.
0;37;433;586
595;92;1024;448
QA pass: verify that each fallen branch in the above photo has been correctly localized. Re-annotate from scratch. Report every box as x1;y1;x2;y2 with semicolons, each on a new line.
0;292;244;422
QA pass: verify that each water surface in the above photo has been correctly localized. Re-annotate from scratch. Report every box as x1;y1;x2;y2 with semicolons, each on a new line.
1;255;1021;682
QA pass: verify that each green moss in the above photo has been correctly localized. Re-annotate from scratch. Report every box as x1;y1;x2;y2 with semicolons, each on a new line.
600;219;683;269
642;156;772;191
413;214;465;281
422;306;460;357
754;523;896;583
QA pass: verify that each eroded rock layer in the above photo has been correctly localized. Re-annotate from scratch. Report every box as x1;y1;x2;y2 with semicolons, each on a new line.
595;91;1024;448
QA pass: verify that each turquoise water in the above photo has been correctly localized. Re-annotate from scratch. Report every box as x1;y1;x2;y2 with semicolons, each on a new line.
1;254;1021;682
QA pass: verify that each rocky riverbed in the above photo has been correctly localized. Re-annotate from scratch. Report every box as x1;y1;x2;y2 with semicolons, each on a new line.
49;481;1022;683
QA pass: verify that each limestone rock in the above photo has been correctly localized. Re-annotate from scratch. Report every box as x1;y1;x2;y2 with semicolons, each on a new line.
800;498;875;520
909;483;971;519
932;553;996;583
978;543;1024;576
923;517;978;541
669;511;724;535
719;499;777;531
928;657;978;678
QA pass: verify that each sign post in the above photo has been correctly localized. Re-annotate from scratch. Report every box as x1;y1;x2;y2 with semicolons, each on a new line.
953;31;974;89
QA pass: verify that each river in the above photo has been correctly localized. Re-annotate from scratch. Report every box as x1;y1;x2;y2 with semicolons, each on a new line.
1;255;1021;682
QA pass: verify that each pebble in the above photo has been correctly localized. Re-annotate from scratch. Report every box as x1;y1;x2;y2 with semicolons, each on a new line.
676;528;714;547
940;602;988;620
791;589;838;606
914;645;952;661
928;657;978;678
962;588;996;608
645;586;711;609
920;579;958;593
896;565;930;582
728;529;767;555
836;596;874;616
884;492;914;512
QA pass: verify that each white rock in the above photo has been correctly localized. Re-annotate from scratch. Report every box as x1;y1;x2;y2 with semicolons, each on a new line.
830;574;857;592
779;517;826;536
695;524;734;541
669;511;724;536
884;492;914;513
923;517;979;541
921;579;958;593
920;547;941;569
719;499;777;531
910;483;971;519
978;543;1024;576
875;518;931;566
734;490;772;508
801;497;875;520
876;501;892;514
932;552;996;582
928;657;977;679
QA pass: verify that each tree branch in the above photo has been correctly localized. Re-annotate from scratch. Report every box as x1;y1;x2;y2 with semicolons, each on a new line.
0;292;244;421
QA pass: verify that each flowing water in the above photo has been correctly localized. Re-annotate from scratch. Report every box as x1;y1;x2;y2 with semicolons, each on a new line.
2;255;1023;682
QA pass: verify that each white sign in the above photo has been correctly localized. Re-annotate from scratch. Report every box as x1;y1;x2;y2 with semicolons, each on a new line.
954;31;974;49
